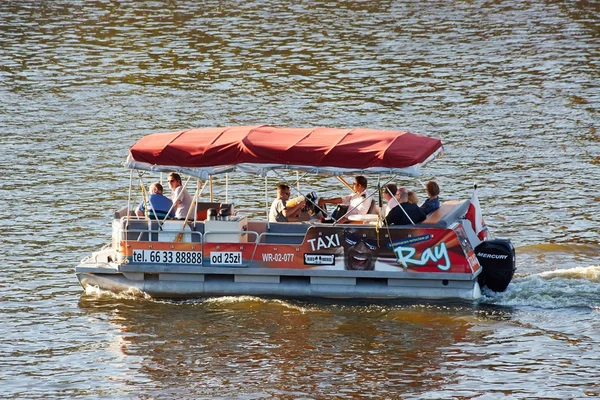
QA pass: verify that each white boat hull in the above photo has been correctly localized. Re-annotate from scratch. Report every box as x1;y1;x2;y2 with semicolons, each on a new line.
76;263;482;300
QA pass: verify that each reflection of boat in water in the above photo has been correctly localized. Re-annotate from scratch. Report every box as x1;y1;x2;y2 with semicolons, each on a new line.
76;125;515;300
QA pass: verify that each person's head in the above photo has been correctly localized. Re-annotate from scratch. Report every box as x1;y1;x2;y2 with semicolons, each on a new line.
342;228;378;271
407;190;419;204
396;187;408;203
426;181;440;198
168;173;182;190
382;183;398;201
353;176;368;193
276;183;291;200
150;182;164;194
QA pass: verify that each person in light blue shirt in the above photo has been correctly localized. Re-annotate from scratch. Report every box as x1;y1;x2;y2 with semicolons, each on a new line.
136;182;174;219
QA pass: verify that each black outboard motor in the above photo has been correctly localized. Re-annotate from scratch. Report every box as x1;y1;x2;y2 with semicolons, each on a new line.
475;239;516;292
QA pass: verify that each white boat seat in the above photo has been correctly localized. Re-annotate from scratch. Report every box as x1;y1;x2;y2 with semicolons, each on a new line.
157;220;193;242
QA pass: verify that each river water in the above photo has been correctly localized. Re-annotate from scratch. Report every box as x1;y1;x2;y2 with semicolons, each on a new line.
1;1;599;399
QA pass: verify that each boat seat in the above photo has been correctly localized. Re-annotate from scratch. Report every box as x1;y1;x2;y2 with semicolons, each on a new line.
121;219;155;241
264;222;309;244
191;222;204;242
195;201;223;221
420;200;469;228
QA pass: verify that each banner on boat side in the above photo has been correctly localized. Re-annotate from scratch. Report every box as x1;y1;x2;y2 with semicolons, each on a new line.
251;225;477;274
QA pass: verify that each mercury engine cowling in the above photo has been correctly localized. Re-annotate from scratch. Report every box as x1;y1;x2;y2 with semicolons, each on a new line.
475;239;516;292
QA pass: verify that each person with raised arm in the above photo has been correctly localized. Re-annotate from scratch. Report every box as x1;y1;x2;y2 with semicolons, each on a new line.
269;183;306;222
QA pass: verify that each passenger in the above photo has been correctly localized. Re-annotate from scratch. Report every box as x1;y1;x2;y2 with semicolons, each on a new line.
385;187;426;226
136;182;174;219
318;176;373;223
408;190;419;205
269;183;306;222
381;183;399;217
420;180;441;216
167;172;193;220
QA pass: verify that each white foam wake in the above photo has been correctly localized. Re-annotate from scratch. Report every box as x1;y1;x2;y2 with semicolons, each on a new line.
482;265;600;309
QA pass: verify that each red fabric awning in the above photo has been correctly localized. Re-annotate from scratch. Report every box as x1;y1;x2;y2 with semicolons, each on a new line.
128;125;443;173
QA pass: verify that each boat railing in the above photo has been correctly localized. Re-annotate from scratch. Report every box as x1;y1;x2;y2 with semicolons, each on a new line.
258;231;306;245
116;226;204;243
203;229;259;244
115;218;261;245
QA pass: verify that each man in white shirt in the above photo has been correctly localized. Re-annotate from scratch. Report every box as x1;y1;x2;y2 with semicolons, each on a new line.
382;183;399;217
318;176;374;223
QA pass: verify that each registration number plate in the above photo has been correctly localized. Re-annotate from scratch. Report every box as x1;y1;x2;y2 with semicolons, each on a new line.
132;250;203;265
210;252;243;266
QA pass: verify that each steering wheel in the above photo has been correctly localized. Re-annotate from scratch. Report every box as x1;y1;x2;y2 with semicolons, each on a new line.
305;191;327;217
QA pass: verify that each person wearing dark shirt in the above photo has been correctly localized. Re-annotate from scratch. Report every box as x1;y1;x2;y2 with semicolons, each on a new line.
385;187;426;226
420;180;440;216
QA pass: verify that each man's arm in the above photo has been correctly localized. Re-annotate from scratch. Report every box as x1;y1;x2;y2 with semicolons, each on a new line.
283;200;305;218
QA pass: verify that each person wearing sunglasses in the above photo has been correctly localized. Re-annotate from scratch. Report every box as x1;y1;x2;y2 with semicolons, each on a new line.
342;228;378;270
318;176;373;223
167;172;193;220
268;183;306;222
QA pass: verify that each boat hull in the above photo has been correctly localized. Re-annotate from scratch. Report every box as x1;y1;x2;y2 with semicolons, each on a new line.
75;201;516;301
76;264;482;300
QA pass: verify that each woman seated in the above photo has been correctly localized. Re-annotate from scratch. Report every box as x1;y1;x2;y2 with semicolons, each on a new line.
420;181;440;216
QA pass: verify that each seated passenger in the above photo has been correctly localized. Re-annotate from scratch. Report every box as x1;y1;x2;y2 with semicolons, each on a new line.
136;182;175;219
269;183;306;222
381;183;399;217
408;190;419;205
420;180;441;216
385;187;426;226
318;176;373;223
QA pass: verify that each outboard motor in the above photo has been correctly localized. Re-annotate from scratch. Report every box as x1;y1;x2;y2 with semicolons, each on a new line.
475;239;516;292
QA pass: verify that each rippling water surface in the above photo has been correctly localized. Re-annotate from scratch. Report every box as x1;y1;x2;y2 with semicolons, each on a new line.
1;1;599;398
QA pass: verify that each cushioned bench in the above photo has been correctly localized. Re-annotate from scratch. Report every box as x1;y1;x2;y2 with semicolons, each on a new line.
419;200;469;228
263;222;310;244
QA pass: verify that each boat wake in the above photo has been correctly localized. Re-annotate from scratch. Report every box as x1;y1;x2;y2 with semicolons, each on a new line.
84;285;151;300
482;265;600;309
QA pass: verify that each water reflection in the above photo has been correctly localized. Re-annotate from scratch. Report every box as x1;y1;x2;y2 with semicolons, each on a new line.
78;295;491;397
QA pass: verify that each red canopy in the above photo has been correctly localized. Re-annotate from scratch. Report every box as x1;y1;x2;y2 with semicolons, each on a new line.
127;125;443;177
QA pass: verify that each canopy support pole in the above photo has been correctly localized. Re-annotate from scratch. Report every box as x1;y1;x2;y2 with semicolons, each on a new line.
126;169;134;218
336;176;356;193
265;175;270;228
